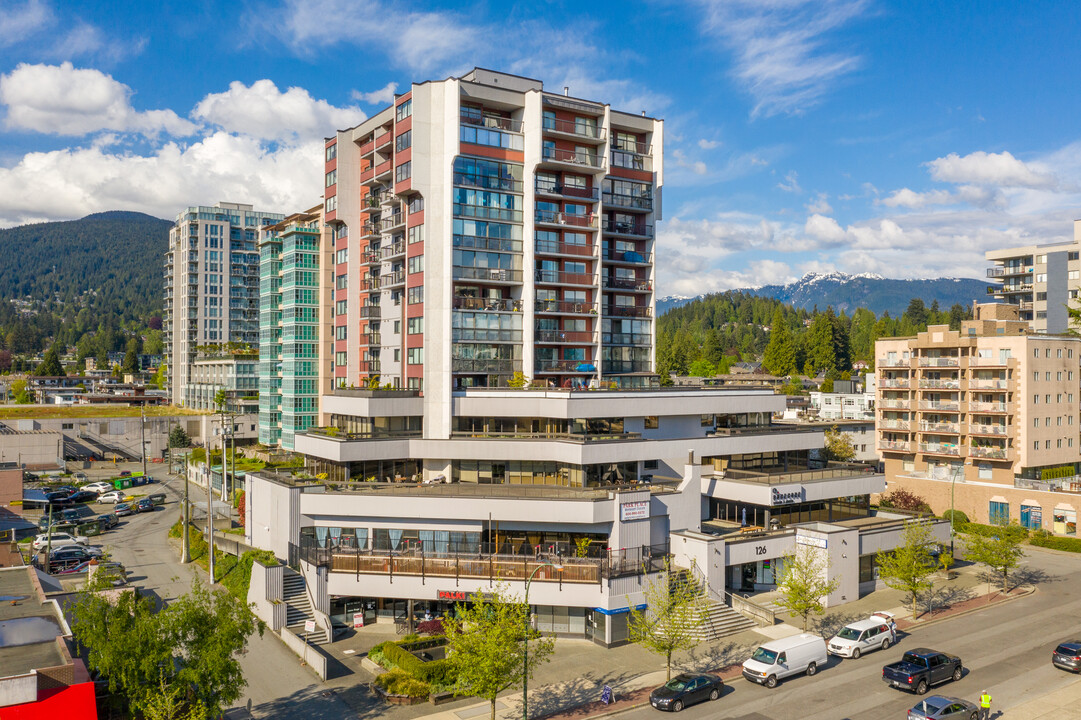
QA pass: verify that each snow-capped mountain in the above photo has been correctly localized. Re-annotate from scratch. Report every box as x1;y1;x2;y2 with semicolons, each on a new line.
659;272;990;317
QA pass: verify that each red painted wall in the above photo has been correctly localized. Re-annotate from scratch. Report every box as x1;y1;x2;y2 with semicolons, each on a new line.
2;682;97;719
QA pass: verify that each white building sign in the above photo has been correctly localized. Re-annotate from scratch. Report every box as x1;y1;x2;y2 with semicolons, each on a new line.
771;486;803;505
620;501;650;521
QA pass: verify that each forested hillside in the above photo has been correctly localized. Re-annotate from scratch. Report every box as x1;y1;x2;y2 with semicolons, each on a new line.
657;291;970;379
0;211;170;365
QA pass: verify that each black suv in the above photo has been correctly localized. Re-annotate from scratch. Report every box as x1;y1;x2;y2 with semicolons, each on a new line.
1053;641;1081;673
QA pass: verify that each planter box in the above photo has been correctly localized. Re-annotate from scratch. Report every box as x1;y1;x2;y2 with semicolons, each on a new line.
430;691;456;706
360;657;383;674
371;683;427;706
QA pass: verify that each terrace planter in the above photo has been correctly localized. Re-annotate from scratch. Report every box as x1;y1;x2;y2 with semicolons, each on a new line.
371;683;427;706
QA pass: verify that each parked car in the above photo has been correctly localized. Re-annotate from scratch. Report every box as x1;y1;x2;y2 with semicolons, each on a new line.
148;492;167;506
98;491;126;504
51;544;104;559
649;673;724;712
828;613;896;659
114;502;134;517
97;514;119;530
743;634;828;688
32;532;89;551
82;482;115;495
883;649;964;695
67;490;98;504
907;695;980;720
52;485;77;496
134;497;154;513
45;490;72;503
1052;640;1081;673
118;471;132;477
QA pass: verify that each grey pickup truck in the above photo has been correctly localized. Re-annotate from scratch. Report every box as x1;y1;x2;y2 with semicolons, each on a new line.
882;648;963;695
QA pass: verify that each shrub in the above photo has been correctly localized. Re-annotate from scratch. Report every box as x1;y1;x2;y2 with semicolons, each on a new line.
879;489;932;513
941;509;969;525
1030;529;1081;553
959;521;1029;542
220;549;278;602
375;668;431;698
416;619;444;636
370;639;457;690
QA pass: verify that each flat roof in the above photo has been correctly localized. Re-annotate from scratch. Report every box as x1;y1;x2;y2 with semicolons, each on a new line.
710;464;880;487
0;567;66;678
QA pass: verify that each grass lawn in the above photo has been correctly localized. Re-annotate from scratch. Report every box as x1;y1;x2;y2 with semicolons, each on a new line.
0;404;209;420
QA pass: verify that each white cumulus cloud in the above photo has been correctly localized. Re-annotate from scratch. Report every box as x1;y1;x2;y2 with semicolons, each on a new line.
0;62;195;136
927;150;1058;189
193;80;366;142
352;81;398;106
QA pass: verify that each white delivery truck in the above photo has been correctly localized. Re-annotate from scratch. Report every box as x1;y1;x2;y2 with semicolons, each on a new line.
742;633;829;688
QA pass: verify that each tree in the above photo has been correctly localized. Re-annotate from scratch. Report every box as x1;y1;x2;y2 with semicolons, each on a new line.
687;358;716;377
122;347;140;375
10;378;32;404
823;425;856;462
628;565;705;681
878;489;932;513
875;520;938;617
144;329;164;354
762;307;797;376
507;371;529;388
443;586;554;720
70;579;260;719
775;546;840;631
36;346;64;376
169;425;192;448
965;524;1025;594
904;298;929;328
804;313;836;376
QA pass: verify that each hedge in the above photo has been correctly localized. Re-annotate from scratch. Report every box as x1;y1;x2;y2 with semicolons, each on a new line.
940;509;969;525
371;641;457;689
957;521;1029;542
1030;530;1081;553
374;668;431;698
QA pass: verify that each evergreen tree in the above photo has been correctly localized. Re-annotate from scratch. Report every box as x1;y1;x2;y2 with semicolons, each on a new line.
804;313;836;376
829;308;852;371
762;307;797;376
36;346;64;376
904;298;929;328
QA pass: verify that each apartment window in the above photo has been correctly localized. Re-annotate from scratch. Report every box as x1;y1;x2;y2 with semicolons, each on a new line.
1058;416;1063;426
1071;416;1076;426
335;248;348;264
409;196;424;213
701;415;714;427
1034;348;1040;358
407;348;424;365
978;463;992;480
335;325;347;340
1033;418;1039;428
644;416;658;429
1037;292;1048;301
1036;273;1047;282
1071;394;1076;403
335;300;347;315
1033;371;1039;382
1046;440;1051;449
1036;254;1047;264
643;459;659;470
1046;348;1052;358
1046;417;1051;427
394;349;401;362
1058;371;1063;381
408;286;423;304
407;377;422;390
395;99;412;121
325;169;337;187
395;130;412;152
1070;349;1075;359
335;352;347;367
325;196;337;213
326;144;337;161
1034;441;1040;450
408;225;424;244
1058;348;1064;358
1058;394;1064;403
1046;372;1052;381
1058;439;1063;448
408;317;423;334
1071;438;1075;448
1071;371;1075;381
989;501;1009;525
1047;394;1052;403
1034;395;1039;404
395;161;412;182
336;274;347;290
408;255;424;274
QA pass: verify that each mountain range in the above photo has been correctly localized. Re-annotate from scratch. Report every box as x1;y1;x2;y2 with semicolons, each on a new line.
657;272;991;317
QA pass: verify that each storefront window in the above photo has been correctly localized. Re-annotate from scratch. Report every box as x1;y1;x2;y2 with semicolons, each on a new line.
1020;504;1043;530
859;554;878;583
1054;507;1077;536
989;501;1010;526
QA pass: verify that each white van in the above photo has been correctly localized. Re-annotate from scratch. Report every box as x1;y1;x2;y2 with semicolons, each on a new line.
742;633;829;688
827;612;896;659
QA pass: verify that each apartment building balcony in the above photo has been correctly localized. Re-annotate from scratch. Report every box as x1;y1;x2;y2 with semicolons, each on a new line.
358;360;381;374
453;328;522;343
920;421;960;433
995;284;1033;295
878;357;911;367
362;276;380;291
602;191;653;213
969;357;1013;368
359;332;381;346
535;239;597;259
986;267;1005;278
382;270;405;288
603;248;651;265
453;234;522;253
968;378;1010;390
362;221;381;238
360;250;381;265
460;113;522;133
456;204;523;223
918;400;960;412
455;173;524;194
381;215;405;232
535;209;599;229
920;442;962;457
455;297;522;312
602;218;653;238
535;330;596;344
535;300;596;316
879;419;910;430
602;276;652;292
969;401;1009;413
604;305;651;318
534;180;600;201
602;332;652;346
918;379;960;389
918;357;960;367
985;265;1032;278
970;445;1011;460
879;398;912;409
880;378;911;389
879;440;914;452
610;150;654;174
452;358;518;374
539;147;605;172
603;361;653;374
542;116;606;144
535;269;595;287
968;423;1010;437
535;360;596;374
454;267;523;284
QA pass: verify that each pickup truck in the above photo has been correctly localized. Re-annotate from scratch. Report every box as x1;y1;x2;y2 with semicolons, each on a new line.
882;648;963;694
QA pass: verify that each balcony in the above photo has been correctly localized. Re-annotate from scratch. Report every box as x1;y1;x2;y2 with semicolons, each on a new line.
540;147;604;171
455;173;524;194
986;265;1032;278
362;222;380;238
879;399;911;409
879;378;911;389
918;357;960;367
879;420;910;430
534;180;600;201
986;267;1005;278
610;151;653;173
602;332;652;346
920;442;962;456
969;357;1012;368
542;117;606;142
970;446;1010;460
360;333;381;346
603;248;651;264
604;305;651;318
604;361;653;374
603;218;653;238
997;284;1033;295
361;250;381;265
382;270;405;287
453;234;522;253
359;305;381;318
381;215;405;232
535;209;598;229
455;297;522;312
460;113;522;133
535;239;596;258
968;378;1009;390
535;330;596;344
358;360;381;374
919;379;960;389
918;401;960;411
878;357;911;367
602;191;653;213
602;276;652;292
455;204;523;223
535;270;594;286
919;422;960;433
879;440;913;452
452;358;518;374
969;401;1009;413
452;328;522;343
535;300;596;315
453;267;523;284
381;242;405;259
535;360;597;374
362;276;380;291
969;424;1009;436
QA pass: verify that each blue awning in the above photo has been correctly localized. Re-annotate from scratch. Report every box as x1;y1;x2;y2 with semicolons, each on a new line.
593;603;647;616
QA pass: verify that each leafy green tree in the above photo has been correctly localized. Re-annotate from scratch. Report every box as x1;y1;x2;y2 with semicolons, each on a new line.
36;346;64;376
823;426;856;462
10;377;32;403
687;358;716;377
776;546;840;631
821;377;835;392
443;586;554;720
144;329;164;355
70;579;260;719
629;566;706;681
965;523;1025;594
507;371;529;388
762;307;797;376
875;520;938;617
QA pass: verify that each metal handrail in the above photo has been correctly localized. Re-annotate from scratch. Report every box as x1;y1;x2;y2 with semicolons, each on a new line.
687;560;775;626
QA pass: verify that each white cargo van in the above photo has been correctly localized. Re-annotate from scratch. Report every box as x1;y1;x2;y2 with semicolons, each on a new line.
742;633;829;688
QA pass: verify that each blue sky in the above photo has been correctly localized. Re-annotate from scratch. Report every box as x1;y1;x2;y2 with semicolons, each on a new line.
2;0;1081;296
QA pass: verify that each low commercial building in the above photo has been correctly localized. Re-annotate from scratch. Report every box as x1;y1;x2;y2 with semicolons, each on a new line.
876;303;1081;535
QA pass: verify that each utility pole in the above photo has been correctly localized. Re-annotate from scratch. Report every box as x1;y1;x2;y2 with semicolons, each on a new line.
44;503;54;574
180;454;191;564
140;407;147;478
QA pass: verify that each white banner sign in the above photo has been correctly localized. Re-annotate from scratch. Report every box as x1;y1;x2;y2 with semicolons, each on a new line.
620;501;649;521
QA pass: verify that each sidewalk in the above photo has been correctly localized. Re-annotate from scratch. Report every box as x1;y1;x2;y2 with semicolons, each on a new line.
1003;676;1081;718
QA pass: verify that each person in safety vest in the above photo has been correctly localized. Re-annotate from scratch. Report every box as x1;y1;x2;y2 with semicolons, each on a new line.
979;690;992;720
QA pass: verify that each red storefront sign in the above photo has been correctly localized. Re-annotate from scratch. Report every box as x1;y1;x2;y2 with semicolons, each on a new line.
437;590;468;602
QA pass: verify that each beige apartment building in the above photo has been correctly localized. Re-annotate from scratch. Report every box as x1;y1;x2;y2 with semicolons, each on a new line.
985;220;1081;333
876;303;1080;535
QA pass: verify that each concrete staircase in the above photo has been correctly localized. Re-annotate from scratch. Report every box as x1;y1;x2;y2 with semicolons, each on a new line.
669;568;756;642
282;567;329;645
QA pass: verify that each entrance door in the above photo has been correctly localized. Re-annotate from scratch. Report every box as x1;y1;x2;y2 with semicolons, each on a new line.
741;563;756;592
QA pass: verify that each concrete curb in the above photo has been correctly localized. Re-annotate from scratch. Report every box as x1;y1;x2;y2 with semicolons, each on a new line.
900;583;1036;631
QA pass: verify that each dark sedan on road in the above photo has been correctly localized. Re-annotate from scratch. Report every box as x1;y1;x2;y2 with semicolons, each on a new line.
67;490;98;503
134;497;155;513
1053;641;1081;673
907;695;979;720
97;514;119;530
114;502;134;517
649;673;724;712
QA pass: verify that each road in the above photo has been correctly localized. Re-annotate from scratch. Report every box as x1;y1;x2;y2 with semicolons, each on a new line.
623;548;1081;720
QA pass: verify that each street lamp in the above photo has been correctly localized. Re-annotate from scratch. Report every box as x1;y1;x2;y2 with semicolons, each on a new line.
522;560;563;720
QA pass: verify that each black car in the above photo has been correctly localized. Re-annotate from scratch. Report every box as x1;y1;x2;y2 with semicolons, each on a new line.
97;514;119;530
1053;641;1081;673
134;497;155;513
47;546;97;564
649;673;724;712
45;490;72;503
67;490;98;503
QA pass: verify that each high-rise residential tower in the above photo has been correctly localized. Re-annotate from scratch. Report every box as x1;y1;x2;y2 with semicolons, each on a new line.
164;202;284;409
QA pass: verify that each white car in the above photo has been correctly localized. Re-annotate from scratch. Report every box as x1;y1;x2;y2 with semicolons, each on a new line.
32;532;89;551
828;612;896;659
81;482;115;495
97;490;126;504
